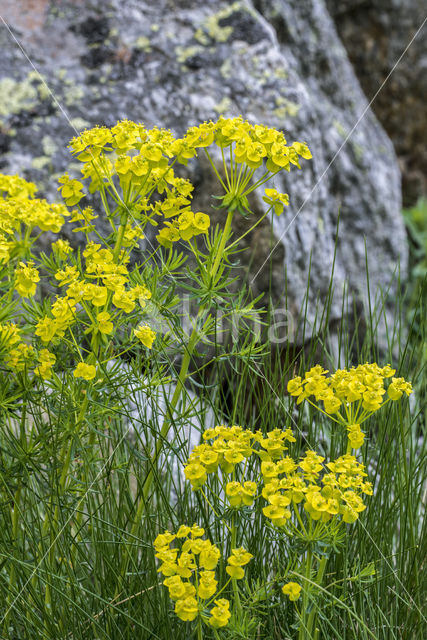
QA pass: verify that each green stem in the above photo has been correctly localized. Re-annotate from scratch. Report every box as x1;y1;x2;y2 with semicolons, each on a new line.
112;212;128;261
211;210;233;278
197;616;203;640
225;208;270;252
398;402;420;620
70;427;97;567
31;393;89;593
114;329;198;595
231;514;242;619
3;486;22;637
204;149;228;191
242;171;270;196
200;488;231;531
294;504;308;537
298;546;313;640
221;147;231;190
306;555;328;639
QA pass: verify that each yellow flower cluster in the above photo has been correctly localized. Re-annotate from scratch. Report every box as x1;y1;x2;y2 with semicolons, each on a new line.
0;173;37;199
155;525;252;628
66;117;312;248
0;175;69;263
181;117;312;172
35;242;154;353
262;451;372;526
35;297;77;344
287;364;413;448
184;423;372;527
0;323;35;373
67;120;212;249
184;424;296;493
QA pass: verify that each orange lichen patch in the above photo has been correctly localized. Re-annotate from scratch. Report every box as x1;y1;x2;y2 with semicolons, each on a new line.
1;0;50;34
114;45;133;65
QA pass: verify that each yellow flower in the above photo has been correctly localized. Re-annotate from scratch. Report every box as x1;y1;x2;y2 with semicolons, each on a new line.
193;211;210;234
262;503;291;527
292;141;312;159
58;173;85;206
15;261;40;297
190;524;205;538
184;462;207;489
282;582;302;601
199;448;219;471
97;311;114;335
388;377;413;400
154;531;175;549
226;481;243;508
323;393;341;414
134;324;156;348
175;525;191;539
163;575;186;601
262;188;289;216
261;460;278;479
131;284;151;307
178;211;195;241
157;225;181;248
34;349;56;380
226;547;253;579
208;598;231;628
35;317;58;344
176;551;196;578
241;480;257;505
362;390;383;412
199;543;221;570
347;424;365;449
52;238;72;259
5;343;35;371
174;596;198;622
197;570;217;599
55;265;79;287
85;284;108;307
73;362;96;380
112;289;135;313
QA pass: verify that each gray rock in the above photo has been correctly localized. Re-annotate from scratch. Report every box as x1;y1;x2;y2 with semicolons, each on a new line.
0;0;408;348
124;372;217;492
326;0;427;206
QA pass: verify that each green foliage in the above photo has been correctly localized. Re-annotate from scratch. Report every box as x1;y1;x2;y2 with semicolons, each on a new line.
0;118;424;640
403;198;427;281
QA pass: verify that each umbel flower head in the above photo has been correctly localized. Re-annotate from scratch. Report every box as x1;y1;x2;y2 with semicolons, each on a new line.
154;524;248;629
287;363;413;449
184;420;375;530
176;116;311;217
65;116;311;249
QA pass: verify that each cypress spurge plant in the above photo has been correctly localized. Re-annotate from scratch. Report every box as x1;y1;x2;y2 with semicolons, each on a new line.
156;364;413;639
0;117;311;636
0;117;416;639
